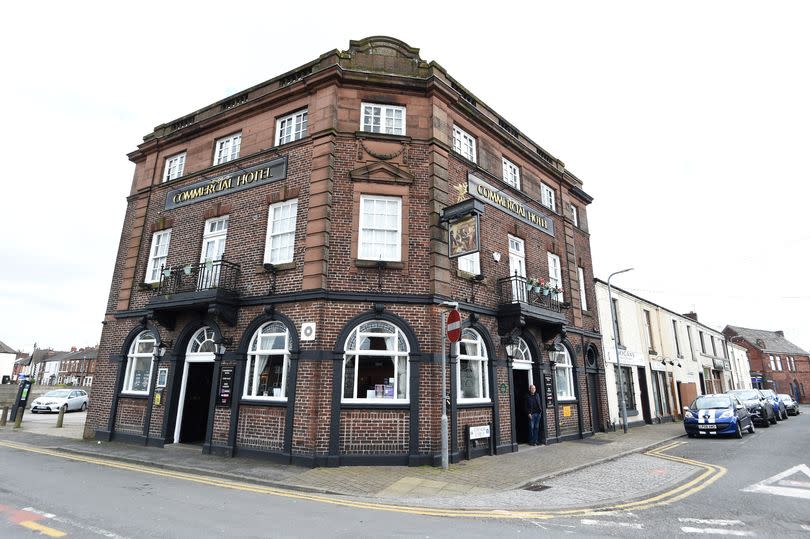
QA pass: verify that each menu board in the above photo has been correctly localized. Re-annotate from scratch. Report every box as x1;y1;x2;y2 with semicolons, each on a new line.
218;366;234;406
543;372;554;408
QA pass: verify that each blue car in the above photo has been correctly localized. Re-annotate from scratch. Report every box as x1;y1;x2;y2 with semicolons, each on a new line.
760;389;788;421
684;394;755;438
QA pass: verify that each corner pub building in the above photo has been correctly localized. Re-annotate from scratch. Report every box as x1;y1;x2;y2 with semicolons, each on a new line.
85;36;607;467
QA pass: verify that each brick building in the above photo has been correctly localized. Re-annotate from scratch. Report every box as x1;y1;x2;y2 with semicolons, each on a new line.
58;346;98;387
723;325;810;402
85;36;606;466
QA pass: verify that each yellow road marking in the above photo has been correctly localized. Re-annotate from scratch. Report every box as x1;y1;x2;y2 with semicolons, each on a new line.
0;438;724;520
18;520;66;537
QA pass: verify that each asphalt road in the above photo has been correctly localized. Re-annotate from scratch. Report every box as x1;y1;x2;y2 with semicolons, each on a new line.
0;408;808;537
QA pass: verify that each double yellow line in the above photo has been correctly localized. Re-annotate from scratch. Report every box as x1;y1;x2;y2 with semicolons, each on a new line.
0;439;724;520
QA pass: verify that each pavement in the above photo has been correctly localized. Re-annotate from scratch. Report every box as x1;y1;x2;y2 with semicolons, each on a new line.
0;411;688;509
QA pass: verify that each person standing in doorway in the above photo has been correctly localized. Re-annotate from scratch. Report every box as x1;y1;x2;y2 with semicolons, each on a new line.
525;384;543;446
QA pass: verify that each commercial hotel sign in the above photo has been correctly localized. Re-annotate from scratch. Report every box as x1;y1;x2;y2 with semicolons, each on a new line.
165;156;287;210
467;173;554;237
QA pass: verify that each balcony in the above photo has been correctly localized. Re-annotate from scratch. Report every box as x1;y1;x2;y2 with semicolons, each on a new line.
146;260;241;328
496;275;568;337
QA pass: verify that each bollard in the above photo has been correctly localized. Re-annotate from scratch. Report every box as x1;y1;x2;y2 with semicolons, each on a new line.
56;405;66;428
14;407;23;428
0;406;8;427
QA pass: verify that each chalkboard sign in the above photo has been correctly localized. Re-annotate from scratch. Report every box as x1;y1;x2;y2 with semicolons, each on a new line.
543;372;554;408
218;366;234;406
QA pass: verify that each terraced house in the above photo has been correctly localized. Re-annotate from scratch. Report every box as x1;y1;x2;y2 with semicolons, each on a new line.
85;36;605;466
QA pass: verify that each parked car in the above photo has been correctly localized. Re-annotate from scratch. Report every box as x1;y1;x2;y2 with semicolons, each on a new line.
779;394;800;416
759;389;788;420
30;389;89;413
684;394;755;438
728;389;776;427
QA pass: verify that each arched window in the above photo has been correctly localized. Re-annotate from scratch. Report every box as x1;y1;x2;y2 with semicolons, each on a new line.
123;331;156;394
244;321;290;400
343;320;410;402
507;337;531;363
187;327;216;355
553;346;575;401
458;328;489;402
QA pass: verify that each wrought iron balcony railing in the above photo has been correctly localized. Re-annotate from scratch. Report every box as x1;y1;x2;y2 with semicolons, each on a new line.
156;260;240;295
497;274;563;312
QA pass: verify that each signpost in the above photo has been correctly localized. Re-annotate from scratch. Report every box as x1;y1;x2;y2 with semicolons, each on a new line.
446;309;461;343
440;302;460;470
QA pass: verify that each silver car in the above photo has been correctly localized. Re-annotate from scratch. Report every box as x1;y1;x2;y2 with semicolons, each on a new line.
30;389;89;413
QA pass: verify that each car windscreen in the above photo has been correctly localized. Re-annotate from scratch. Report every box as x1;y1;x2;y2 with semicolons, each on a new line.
778;394;793;401
692;396;732;409
730;390;760;400
44;390;71;398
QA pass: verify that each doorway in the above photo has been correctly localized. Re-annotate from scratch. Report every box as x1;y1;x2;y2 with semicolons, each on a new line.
513;370;530;444
637;366;652;424
178;362;214;444
588;372;601;432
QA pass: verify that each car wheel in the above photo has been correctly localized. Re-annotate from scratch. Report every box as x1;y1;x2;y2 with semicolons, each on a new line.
747;421;755;434
735;422;743;439
782;409;788;420
770;413;777;424
81;402;87;411
761;417;770;428
687;433;695;438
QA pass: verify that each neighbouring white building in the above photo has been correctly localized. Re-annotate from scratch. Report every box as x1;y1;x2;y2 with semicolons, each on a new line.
728;341;752;390
0;341;16;383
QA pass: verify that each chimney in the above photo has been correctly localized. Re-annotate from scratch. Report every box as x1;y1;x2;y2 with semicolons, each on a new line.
775;330;784;337
682;312;698;322
71;346;77;352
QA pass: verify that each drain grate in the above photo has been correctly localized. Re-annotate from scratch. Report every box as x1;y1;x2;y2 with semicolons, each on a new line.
522;482;551;492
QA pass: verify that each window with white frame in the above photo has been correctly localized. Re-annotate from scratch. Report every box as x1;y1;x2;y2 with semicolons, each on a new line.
502;157;520;189
776;355;783;371
570;204;579;227
276;110;308;145
540;184;556;212
145;229;172;284
264;199;298;264
458;252;480;275
188;327;217;354
123;331;156;394
358;195;401;261
577;266;587;311
673;320;682;357
244;321;290;400
361;103;405;135
458;328;489;402
547;252;563;302
452;125;476;162
163;152;186;182
554;346;575;401
342;320;410;402
213;133;241;165
769;354;776;370
84;376;93;387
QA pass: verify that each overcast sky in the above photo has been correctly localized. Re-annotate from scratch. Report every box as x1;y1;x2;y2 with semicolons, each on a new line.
2;1;808;354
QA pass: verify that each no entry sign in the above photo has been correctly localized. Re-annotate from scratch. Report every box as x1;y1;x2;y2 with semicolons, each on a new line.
446;309;462;342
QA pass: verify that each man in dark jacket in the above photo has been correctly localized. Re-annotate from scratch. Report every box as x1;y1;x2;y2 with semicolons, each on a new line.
525;384;543;446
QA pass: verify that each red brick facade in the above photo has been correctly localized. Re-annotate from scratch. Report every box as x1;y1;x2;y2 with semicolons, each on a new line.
85;36;607;466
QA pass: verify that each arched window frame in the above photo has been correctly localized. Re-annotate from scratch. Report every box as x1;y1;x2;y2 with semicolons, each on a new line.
457;328;490;403
123;331;156;395
507;337;532;365
553;346;576;401
243;321;291;401
187;327;217;355
342;320;410;403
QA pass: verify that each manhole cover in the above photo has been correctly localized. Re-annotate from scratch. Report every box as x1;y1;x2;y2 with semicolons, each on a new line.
522;482;551;492
572;438;613;445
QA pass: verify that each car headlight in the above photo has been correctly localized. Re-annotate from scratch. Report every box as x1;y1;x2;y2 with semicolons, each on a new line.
684;410;694;419
719;410;733;419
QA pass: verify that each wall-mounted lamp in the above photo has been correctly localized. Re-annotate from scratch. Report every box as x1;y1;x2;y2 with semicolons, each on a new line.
155;340;172;359
492;252;501;262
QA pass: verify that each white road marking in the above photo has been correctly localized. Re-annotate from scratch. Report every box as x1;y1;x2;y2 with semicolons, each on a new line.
742;464;810;500
801;524;810;531
778;479;810;488
681;528;754;536
580;518;643;529
21;506;129;539
679;518;744;526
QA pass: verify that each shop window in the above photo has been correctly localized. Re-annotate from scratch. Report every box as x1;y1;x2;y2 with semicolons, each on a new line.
458;328;489;402
452;125;476;162
361;103;405;135
358;195;402;261
342;320;410;402
244;321;290;400
614;365;635;411
213;133;241;165
553;346;575;401
123;331;156;394
276;110;308;145
145;229;172;284
163;152;186;182
264;199;298;265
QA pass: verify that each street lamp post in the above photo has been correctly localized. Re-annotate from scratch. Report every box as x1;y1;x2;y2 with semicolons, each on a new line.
607;267;634;434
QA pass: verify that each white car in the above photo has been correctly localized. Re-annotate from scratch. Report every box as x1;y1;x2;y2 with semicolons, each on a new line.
30;389;89;413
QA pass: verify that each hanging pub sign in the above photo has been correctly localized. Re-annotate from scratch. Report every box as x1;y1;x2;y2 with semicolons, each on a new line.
448;213;480;259
165;156;287;210
218;366;235;406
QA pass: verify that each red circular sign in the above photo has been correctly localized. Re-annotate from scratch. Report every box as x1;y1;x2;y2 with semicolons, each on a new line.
447;309;462;343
